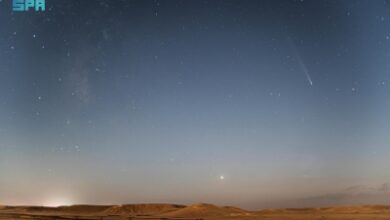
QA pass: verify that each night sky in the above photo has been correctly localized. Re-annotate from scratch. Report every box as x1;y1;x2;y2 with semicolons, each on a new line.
1;0;390;209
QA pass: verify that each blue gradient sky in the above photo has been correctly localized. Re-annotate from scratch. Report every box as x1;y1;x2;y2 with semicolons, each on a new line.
1;0;390;209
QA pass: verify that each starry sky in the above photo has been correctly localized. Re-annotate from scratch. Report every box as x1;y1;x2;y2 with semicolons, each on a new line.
1;0;390;209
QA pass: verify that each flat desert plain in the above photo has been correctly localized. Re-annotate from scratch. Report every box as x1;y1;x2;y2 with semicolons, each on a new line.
2;203;390;220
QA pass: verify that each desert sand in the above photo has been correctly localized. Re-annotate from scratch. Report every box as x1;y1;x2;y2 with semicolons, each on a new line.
2;203;390;220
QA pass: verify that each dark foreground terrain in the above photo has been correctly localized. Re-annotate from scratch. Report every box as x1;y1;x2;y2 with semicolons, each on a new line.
2;203;390;220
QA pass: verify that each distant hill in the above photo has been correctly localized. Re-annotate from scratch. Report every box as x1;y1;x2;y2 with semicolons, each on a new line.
257;205;390;214
161;203;252;217
101;204;185;216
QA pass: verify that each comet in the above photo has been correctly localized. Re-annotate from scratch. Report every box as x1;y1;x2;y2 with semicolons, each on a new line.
297;53;313;86
286;36;313;86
